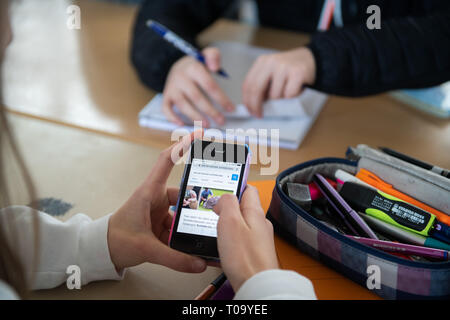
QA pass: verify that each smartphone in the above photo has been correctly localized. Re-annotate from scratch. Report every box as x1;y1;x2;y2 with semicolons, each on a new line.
169;139;251;260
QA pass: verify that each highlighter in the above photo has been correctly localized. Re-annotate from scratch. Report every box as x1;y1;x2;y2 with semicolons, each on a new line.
335;169;375;191
340;182;450;245
359;213;450;251
356;168;450;226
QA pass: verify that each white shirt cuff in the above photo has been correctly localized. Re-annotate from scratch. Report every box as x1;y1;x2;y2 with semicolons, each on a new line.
78;213;125;284
234;269;317;300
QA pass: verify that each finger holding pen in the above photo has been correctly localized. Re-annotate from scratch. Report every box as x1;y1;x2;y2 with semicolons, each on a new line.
162;51;233;127
147;20;235;127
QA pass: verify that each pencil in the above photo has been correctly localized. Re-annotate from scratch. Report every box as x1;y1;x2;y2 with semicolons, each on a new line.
194;273;226;300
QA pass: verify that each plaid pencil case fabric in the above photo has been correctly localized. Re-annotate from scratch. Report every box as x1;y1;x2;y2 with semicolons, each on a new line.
266;157;450;300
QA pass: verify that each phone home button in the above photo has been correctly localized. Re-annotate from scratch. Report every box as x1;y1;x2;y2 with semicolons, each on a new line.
195;240;204;249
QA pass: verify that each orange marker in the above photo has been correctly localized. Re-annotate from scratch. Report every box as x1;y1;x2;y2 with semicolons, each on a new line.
356;168;450;226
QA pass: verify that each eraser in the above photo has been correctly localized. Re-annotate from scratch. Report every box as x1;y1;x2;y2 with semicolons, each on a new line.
287;182;312;210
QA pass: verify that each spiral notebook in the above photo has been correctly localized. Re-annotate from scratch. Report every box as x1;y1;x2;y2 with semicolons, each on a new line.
139;41;328;150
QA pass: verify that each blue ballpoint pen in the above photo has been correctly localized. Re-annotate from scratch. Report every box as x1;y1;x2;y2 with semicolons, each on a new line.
146;20;229;78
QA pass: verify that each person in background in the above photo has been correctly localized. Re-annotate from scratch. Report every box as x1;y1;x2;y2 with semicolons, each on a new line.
200;187;213;207
183;188;198;209
131;0;450;126
0;1;315;300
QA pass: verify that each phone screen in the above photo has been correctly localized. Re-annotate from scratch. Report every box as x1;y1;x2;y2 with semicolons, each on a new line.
170;140;249;259
177;158;243;237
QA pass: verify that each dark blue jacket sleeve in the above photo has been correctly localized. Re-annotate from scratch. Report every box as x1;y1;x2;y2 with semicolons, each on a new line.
308;10;450;96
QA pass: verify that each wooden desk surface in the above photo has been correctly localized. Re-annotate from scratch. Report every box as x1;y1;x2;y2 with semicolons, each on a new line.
2;0;449;300
4;0;449;173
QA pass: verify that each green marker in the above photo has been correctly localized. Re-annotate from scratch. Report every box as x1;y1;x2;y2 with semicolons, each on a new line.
340;182;450;245
360;214;450;251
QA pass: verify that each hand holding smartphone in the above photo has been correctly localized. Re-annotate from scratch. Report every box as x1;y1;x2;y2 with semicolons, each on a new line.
169;140;251;260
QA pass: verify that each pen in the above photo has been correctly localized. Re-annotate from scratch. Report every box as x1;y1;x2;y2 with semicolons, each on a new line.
379;147;450;179
313;173;378;239
348;236;450;261
194;273;227;300
146;20;229;78
359;213;450;251
309;179;337;200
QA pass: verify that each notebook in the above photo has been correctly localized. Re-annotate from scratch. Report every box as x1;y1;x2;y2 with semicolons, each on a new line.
390;82;450;119
139;41;328;150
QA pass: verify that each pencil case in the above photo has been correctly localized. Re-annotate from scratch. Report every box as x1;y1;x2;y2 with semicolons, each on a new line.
266;153;450;300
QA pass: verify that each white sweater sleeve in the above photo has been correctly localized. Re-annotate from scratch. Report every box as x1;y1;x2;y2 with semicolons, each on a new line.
234;269;317;300
0;206;123;290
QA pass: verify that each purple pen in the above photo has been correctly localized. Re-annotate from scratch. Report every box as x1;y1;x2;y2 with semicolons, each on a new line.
348;236;450;261
313;173;378;239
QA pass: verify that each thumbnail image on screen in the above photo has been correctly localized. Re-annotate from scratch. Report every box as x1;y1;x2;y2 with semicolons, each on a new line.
197;187;234;211
176;158;242;237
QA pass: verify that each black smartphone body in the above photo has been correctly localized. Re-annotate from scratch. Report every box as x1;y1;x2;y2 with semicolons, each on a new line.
169;140;250;260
